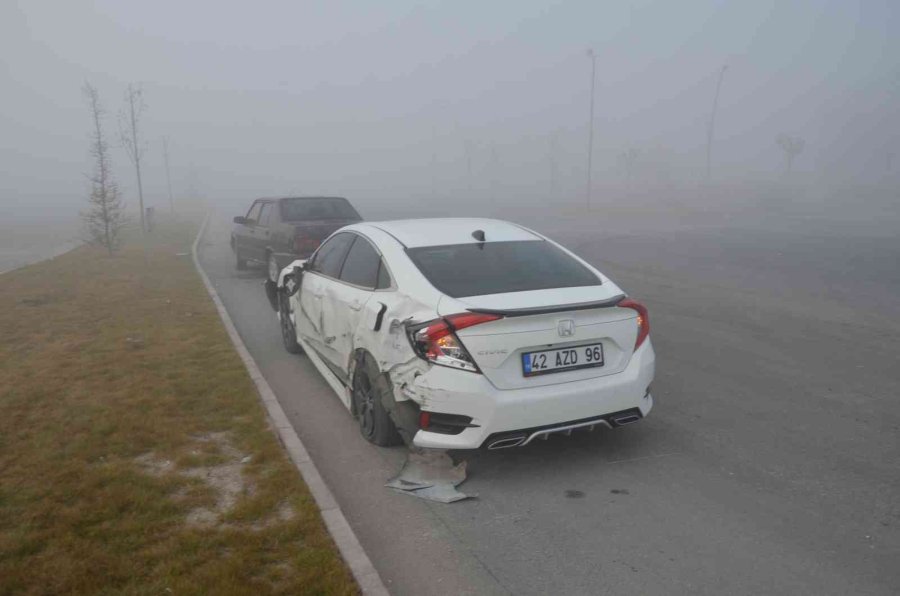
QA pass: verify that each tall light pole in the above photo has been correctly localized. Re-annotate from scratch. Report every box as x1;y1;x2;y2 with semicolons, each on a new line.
549;130;558;202
706;64;728;183
430;124;437;200
585;49;597;209
162;136;175;214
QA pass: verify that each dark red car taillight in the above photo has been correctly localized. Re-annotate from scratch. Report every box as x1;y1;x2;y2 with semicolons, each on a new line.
407;312;502;373
293;234;320;256
618;298;650;351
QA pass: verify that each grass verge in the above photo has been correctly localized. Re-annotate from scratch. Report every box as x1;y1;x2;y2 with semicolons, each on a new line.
0;219;357;595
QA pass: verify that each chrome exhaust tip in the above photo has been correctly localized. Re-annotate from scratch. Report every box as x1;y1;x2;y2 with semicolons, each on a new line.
610;413;641;426
487;436;527;450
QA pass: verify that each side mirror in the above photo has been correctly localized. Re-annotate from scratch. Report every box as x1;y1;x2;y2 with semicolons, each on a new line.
233;216;248;225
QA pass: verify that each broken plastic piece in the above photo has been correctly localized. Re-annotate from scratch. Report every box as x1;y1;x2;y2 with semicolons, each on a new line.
385;449;474;503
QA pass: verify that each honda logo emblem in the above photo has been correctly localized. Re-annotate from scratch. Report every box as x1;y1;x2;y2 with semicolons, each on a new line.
558;319;575;337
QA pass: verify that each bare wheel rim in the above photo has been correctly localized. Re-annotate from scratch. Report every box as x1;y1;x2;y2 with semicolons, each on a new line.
268;255;279;282
354;372;376;438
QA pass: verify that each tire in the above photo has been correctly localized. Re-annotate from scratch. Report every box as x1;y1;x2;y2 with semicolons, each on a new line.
352;353;402;446
235;248;247;270
278;291;302;354
267;252;280;283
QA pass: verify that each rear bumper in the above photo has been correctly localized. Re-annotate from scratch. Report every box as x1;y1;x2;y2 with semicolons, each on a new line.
410;339;655;450
271;251;300;272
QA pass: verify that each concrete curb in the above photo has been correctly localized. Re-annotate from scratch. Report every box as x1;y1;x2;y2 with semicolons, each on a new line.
191;214;390;596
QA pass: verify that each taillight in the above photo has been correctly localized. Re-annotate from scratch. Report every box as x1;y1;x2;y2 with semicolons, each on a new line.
407;312;502;373
293;234;320;256
618;298;649;351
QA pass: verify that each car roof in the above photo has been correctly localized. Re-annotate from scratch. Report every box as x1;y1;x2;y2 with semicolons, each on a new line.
361;218;542;249
255;196;348;202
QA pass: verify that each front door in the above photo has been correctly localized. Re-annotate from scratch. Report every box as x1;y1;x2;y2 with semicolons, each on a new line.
294;232;356;361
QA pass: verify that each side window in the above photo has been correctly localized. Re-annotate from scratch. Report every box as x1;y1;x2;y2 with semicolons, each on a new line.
246;201;262;223
339;236;381;289
310;233;355;279
258;203;272;226
376;261;392;290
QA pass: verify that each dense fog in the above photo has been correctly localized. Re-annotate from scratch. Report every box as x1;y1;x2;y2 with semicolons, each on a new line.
1;0;898;225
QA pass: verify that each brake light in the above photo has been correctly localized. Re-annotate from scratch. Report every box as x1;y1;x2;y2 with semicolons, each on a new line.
293;234;320;256
407;312;502;372
618;298;649;351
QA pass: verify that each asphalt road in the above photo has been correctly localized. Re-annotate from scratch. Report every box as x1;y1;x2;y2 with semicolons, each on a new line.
199;207;899;596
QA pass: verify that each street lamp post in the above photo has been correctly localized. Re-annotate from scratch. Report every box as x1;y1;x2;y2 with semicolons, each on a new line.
706;64;728;183
162;137;175;214
586;49;597;209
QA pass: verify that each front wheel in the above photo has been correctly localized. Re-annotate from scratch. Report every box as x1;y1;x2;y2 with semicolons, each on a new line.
235;248;247;270
352;354;402;446
278;292;302;354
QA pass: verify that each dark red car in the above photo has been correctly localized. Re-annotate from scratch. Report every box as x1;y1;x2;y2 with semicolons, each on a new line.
231;196;362;281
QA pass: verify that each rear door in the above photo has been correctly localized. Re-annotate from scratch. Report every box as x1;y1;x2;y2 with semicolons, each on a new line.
237;201;263;256
324;234;385;375
250;201;273;261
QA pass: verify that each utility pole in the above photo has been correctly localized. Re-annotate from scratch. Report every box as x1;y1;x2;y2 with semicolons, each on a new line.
490;142;498;207
549;131;558;202
706;64;728;183
162;137;174;214
121;84;147;235
464;139;474;196
431;125;437;200
585;49;597;209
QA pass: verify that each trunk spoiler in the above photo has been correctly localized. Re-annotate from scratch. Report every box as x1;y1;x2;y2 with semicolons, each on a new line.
465;294;626;317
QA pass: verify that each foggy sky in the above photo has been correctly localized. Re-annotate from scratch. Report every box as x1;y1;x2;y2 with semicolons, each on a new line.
1;0;898;220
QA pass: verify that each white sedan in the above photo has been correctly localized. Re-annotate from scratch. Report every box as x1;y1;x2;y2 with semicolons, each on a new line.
273;218;654;450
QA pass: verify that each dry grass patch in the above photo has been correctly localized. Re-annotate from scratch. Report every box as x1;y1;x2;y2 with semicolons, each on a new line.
0;219;357;595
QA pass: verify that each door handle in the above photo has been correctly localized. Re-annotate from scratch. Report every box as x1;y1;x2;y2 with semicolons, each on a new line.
349;300;363;311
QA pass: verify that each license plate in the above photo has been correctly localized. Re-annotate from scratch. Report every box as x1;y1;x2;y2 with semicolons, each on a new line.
522;343;604;377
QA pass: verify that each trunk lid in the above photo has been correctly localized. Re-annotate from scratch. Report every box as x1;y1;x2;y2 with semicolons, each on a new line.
438;285;639;390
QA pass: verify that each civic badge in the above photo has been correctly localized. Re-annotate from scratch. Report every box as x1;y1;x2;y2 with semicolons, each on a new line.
558;319;575;337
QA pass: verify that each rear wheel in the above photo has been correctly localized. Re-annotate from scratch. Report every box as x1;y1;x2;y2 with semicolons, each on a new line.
278;292;301;354
352;354;402;446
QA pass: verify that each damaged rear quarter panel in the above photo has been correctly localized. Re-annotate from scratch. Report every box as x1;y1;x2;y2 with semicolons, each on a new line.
348;291;435;406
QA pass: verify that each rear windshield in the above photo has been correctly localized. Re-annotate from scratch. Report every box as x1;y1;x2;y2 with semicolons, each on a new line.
280;198;360;221
406;240;601;298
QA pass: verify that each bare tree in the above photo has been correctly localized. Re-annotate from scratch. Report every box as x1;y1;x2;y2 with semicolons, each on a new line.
120;84;148;234
776;134;805;174
82;83;124;255
162;136;175;214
